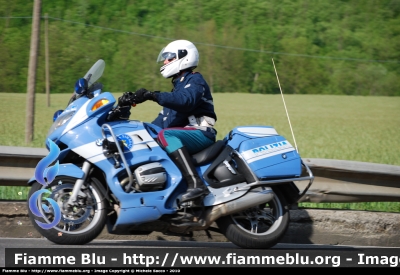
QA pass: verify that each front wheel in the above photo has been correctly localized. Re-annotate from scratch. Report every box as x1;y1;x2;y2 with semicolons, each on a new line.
216;188;290;249
27;176;108;245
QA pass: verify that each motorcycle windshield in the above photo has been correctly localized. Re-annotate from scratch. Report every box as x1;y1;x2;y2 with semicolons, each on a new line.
84;59;105;87
48;59;108;138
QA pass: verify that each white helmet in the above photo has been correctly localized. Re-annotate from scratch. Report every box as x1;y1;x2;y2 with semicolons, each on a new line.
156;40;199;78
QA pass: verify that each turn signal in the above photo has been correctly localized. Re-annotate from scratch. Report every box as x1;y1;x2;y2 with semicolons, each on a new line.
91;99;109;111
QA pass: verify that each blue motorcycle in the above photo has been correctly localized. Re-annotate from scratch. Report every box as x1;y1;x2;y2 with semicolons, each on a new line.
27;59;314;249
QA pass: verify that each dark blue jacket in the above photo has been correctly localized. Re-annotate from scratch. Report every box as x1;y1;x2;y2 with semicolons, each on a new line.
152;71;217;138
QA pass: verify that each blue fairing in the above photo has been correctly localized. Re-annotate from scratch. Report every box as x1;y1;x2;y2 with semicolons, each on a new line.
46;92;115;144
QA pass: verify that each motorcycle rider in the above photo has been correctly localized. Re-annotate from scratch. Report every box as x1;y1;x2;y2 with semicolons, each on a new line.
112;39;217;204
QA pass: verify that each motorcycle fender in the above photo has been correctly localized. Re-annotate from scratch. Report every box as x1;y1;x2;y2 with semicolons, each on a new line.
27;163;85;185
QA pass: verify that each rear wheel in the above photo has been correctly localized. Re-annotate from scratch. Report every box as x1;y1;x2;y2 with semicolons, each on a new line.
216;188;290;249
27;176;108;245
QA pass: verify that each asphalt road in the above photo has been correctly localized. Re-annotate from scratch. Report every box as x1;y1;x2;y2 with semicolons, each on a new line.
1;238;400;269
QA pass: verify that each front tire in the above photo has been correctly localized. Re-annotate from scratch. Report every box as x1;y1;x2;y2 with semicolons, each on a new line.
216;188;290;249
27;176;108;245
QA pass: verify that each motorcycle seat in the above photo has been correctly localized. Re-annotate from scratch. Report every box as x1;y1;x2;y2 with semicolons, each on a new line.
191;140;226;166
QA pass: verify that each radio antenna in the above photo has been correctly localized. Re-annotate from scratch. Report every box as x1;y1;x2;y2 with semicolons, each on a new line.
272;58;299;153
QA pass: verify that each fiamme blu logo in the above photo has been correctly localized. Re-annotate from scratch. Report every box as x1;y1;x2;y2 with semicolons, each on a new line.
28;139;61;230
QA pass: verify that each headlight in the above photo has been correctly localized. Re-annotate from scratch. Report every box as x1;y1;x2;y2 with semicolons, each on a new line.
47;111;76;136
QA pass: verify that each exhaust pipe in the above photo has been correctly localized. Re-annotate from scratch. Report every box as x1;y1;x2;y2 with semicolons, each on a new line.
199;187;274;228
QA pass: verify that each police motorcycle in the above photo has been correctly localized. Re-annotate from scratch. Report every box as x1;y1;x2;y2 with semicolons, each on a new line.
27;59;314;249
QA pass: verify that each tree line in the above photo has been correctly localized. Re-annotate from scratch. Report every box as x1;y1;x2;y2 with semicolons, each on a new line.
0;0;399;96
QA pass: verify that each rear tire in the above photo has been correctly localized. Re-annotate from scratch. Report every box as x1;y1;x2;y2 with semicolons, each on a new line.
216;188;290;249
27;176;108;245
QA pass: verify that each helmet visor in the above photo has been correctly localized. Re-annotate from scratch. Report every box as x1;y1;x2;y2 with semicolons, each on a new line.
157;47;176;63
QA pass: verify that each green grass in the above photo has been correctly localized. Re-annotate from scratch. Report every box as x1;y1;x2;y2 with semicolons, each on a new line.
1;93;399;212
0;186;30;201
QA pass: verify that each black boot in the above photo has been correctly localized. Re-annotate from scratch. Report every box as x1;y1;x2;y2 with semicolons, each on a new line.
169;146;210;203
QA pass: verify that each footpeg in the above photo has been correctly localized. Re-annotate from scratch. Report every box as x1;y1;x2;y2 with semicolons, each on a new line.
181;188;210;203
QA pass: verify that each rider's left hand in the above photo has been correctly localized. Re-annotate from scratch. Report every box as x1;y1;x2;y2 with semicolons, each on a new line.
118;92;136;107
107;106;131;121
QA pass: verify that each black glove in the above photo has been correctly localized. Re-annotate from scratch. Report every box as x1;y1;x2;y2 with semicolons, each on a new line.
107;106;131;121
118;92;135;107
133;88;159;104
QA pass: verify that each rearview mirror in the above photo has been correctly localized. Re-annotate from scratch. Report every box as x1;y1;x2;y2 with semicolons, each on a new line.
74;78;88;95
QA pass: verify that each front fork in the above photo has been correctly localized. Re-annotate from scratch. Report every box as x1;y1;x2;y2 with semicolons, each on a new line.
67;161;91;206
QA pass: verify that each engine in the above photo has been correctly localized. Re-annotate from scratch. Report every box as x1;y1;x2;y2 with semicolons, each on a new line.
133;162;167;192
